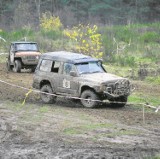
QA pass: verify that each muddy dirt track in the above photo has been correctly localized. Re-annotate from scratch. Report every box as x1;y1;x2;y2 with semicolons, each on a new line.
0;62;160;159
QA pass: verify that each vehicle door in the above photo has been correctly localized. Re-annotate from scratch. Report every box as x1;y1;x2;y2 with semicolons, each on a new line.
39;59;61;92
57;62;79;96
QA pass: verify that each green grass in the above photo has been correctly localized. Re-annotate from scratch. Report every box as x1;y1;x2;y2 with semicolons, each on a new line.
63;123;114;135
103;64;131;78
4;101;25;111
145;76;160;85
101;129;140;138
39;106;49;113
102;22;160;67
0;22;160;67
145;155;160;159
63;123;141;143
0;54;7;63
128;94;144;104
128;93;160;108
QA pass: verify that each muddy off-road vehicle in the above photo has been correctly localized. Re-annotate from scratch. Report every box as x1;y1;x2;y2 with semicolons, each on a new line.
32;51;131;108
6;41;41;72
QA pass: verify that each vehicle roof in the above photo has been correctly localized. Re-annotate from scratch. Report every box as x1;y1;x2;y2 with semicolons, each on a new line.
11;41;37;44
41;51;99;64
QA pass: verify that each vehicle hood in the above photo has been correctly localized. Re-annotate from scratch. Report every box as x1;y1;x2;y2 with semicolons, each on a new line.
80;72;126;84
15;51;41;56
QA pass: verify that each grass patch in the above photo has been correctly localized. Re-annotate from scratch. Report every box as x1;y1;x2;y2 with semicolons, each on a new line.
102;22;160;67
39;106;49;113
128;93;160;108
20;113;43;124
145;155;160;159
64;123;140;142
0;54;7;63
145;76;160;85
128;94;145;104
4;101;25;111
103;64;131;77
63;123;114;135
0;22;159;69
103;129;139;138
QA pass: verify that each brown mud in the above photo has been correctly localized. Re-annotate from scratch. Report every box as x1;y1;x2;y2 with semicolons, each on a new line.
0;63;160;159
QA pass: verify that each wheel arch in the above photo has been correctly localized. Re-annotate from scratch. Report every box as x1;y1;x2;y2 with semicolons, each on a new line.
14;57;23;65
80;85;96;94
40;80;51;89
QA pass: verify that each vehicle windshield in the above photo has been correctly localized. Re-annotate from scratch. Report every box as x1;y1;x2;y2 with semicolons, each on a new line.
16;43;38;51
76;61;105;74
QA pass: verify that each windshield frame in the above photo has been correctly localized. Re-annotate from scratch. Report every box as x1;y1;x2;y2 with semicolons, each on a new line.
75;61;106;75
15;43;38;51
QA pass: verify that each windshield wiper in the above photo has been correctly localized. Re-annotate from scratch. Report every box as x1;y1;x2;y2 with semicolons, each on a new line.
92;71;102;73
79;71;91;74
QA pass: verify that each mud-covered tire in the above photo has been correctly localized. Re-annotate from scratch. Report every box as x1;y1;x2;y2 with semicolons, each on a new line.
6;60;12;71
109;96;127;107
31;67;36;73
13;60;21;73
80;90;100;108
40;84;56;104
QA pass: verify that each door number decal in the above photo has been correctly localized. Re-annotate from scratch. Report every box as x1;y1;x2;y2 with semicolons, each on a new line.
63;79;70;88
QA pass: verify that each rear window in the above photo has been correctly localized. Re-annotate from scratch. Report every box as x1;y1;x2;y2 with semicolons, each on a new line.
39;59;52;72
39;59;60;73
51;61;60;73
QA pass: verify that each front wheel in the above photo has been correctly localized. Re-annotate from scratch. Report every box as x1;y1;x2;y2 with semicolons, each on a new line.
13;60;21;73
30;67;36;73
40;84;56;104
109;96;127;107
80;90;100;108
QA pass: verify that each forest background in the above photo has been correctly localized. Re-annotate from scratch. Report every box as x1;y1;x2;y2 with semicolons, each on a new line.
0;0;160;84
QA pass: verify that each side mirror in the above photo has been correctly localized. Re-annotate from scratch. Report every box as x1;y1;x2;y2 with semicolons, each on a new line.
99;59;103;62
70;71;77;77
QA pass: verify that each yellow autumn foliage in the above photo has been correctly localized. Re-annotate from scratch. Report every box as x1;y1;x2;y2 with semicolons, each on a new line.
64;24;103;59
40;12;62;31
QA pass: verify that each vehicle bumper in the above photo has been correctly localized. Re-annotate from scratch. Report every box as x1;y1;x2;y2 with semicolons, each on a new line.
22;59;39;65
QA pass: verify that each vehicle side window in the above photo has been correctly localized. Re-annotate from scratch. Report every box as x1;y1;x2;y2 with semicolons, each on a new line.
51;61;60;73
39;59;52;72
63;63;74;75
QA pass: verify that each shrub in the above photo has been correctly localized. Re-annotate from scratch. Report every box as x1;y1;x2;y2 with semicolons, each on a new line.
40;12;63;31
64;24;103;59
40;12;63;40
140;32;159;43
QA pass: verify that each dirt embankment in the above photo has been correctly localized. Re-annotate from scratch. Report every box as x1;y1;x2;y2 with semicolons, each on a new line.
0;62;160;159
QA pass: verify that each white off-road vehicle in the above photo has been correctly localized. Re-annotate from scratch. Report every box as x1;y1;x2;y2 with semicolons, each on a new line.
32;51;131;108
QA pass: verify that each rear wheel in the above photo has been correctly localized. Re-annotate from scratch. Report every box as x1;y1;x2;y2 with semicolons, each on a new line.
6;60;12;71
40;84;56;104
80;90;100;108
109;96;127;107
13;60;21;73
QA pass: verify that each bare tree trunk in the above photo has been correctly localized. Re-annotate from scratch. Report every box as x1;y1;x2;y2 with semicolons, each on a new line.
35;0;41;21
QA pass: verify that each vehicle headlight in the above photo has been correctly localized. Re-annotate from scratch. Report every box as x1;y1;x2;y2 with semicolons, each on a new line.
100;84;106;92
22;56;27;59
36;56;39;60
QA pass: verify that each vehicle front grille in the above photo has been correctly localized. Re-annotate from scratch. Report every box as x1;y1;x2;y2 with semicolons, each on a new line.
106;79;130;96
27;56;36;60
